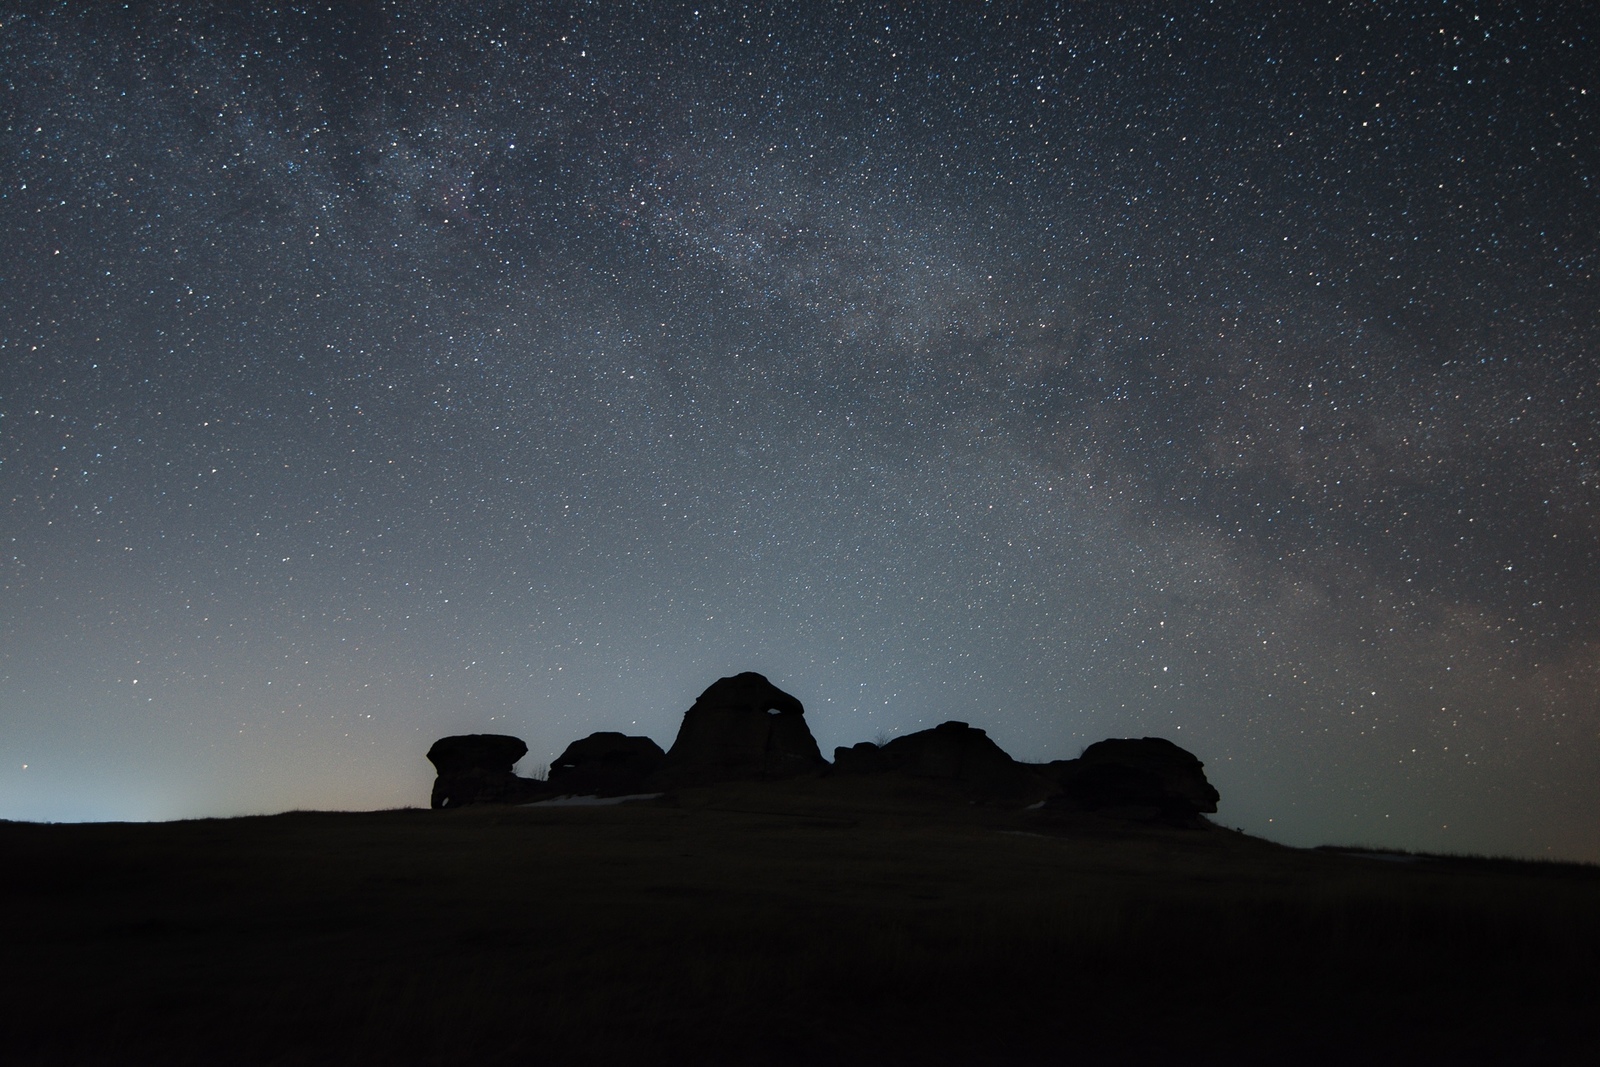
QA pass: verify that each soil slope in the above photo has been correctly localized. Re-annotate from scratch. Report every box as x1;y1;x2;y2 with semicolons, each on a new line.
3;776;1596;1064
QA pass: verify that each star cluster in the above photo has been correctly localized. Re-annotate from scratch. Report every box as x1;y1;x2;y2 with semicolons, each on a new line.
2;3;1596;858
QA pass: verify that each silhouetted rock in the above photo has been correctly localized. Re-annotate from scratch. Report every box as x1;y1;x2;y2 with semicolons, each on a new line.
839;721;1042;799
1046;736;1219;816
833;741;887;774
652;672;825;786
549;732;666;795
427;734;528;776
426;733;548;809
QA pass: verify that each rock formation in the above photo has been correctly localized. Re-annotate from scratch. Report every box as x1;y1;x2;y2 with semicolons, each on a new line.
548;732;666;796
1045;736;1220;816
653;672;825;786
834;721;1041;798
421;679;1222;824
426;733;548;809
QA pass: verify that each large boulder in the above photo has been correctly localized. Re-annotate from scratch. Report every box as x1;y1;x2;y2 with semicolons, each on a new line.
1047;736;1219;815
427;734;528;776
653;672;825;786
835;721;1041;799
425;733;548;809
548;732;666;796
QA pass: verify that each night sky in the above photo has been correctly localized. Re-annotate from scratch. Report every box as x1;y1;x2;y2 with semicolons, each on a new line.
3;3;1596;861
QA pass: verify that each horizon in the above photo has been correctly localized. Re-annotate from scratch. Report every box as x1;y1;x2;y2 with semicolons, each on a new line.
3;4;1597;863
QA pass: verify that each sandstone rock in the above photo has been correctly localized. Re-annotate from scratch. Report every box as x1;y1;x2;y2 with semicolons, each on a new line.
837;721;1041;799
427;734;528;776
548;732;666;796
428;767;550;809
425;733;547;809
653;672;824;786
1047;736;1219;815
832;741;887;774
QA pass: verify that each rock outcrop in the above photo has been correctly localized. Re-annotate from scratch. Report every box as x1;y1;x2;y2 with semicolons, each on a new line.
426;733;548;809
832;741;888;774
421;684;1222;823
653;672;825;786
834;720;1041;798
548;732;666;796
1045;736;1219;816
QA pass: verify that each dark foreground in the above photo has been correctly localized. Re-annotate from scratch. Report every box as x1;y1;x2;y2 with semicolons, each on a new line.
3;777;1597;1065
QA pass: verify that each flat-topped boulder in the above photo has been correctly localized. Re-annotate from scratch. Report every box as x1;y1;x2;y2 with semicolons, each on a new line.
652;672;825;786
1046;736;1219;817
549;732;666;796
426;734;528;776
425;733;548;809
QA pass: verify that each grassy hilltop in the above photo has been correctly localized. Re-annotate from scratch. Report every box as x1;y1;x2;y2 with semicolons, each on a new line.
3;775;1597;1064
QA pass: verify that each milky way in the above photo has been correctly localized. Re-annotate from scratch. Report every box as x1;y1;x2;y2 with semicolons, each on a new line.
2;4;1596;859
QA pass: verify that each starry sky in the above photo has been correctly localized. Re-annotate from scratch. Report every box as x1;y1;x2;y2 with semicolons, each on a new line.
2;3;1596;860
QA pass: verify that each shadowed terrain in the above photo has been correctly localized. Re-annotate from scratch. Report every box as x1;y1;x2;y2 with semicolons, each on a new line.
3;774;1597;1064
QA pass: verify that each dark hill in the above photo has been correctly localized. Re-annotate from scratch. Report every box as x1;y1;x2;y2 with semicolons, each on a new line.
2;783;1596;1064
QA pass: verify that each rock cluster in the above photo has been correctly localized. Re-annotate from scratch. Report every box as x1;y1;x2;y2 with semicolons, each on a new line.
422;672;825;806
422;672;1221;822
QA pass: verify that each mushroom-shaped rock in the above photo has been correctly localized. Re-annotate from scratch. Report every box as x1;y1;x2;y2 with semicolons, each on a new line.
548;732;666;796
847;721;1039;798
1048;736;1220;815
653;672;824;786
425;733;547;809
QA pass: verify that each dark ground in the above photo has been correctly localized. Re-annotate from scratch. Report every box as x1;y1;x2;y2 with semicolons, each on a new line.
3;775;1597;1065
